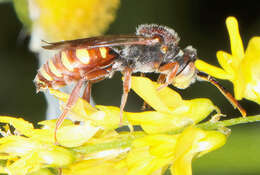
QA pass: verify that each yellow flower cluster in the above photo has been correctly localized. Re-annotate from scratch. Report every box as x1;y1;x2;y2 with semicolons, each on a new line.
30;0;120;41
195;17;260;104
121;127;225;175
0;77;227;175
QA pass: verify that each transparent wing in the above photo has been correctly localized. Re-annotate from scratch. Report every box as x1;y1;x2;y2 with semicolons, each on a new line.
42;35;160;50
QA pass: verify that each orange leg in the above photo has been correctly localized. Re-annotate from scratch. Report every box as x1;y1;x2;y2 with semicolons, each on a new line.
197;71;246;117
120;68;132;125
157;74;166;84
55;68;112;144
139;73;150;110
82;67;112;102
82;77;106;103
55;78;85;144
83;81;92;103
157;62;179;90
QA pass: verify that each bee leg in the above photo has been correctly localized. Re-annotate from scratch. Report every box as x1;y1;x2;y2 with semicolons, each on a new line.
197;71;247;117
157;62;179;91
83;76;106;103
55;79;85;144
120;68;133;125
83;81;92;103
139;73;149;110
82;67;113;103
157;74;166;84
140;72;145;77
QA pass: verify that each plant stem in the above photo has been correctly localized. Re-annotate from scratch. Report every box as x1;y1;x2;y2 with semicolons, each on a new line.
72;132;145;154
197;115;260;130
72;115;260;154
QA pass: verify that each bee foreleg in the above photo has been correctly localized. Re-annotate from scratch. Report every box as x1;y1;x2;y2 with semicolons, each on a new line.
120;68;133;125
157;74;166;84
157;62;179;90
55;79;85;144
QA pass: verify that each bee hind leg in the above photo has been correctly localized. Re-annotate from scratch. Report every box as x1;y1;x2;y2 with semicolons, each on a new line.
83;81;92;103
55;79;85;144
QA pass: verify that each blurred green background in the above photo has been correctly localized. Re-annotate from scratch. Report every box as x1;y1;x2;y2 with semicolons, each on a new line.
0;0;259;174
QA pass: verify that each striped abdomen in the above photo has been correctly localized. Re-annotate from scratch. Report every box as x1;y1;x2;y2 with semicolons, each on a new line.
34;47;117;91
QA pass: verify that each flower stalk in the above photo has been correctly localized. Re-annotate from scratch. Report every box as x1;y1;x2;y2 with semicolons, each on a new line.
197;115;260;130
70;115;260;155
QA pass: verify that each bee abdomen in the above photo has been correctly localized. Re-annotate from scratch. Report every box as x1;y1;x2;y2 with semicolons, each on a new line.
34;47;116;91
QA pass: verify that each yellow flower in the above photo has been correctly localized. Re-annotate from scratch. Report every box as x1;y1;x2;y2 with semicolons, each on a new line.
125;127;226;175
127;77;220;133
195;16;260;104
34;120;101;147
125;134;178;175
0;129;75;175
170;127;226;175
0;116;132;174
50;89;124;130
27;168;54;175
62;131;134;175
29;0;120;41
50;76;220;134
0;118;228;175
62;159;128;175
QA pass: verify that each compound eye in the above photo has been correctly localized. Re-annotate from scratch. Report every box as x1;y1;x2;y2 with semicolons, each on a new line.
160;45;168;54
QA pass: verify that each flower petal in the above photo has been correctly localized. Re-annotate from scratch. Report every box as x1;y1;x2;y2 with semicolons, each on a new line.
240;37;260;103
49;89;97;121
27;168;55;175
62;159;127;175
94;106;122;128
127;98;218;134
130;76;178;113
0;136;38;157
216;51;235;77
7;152;41;175
170;127;204;175
127;111;193;134
197;130;227;157
57;122;100;147
171;127;227;175
0;116;34;136
37;146;75;167
38;119;74;130
195;59;231;80
226;16;244;61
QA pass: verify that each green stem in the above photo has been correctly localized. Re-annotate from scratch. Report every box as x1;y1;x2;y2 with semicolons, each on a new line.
197;115;260;130
72;115;260;154
72;132;145;154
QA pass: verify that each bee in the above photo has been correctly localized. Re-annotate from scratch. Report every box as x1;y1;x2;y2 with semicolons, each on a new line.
35;24;246;142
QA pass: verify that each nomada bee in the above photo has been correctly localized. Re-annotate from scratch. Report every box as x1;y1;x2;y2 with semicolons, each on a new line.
34;24;246;142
